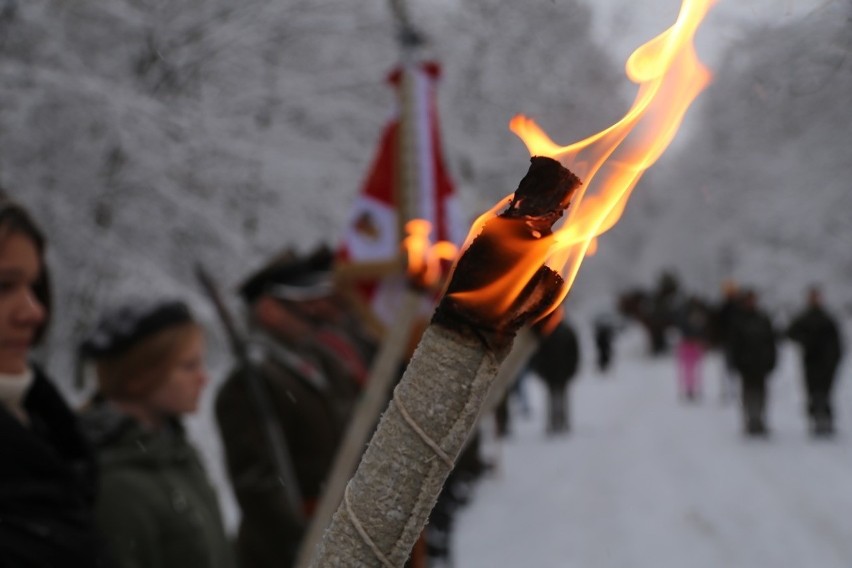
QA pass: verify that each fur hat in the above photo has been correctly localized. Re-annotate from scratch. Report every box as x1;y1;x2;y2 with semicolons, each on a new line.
238;245;335;304
80;299;193;359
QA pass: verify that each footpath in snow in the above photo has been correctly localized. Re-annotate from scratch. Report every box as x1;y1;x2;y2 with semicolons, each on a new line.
454;326;852;568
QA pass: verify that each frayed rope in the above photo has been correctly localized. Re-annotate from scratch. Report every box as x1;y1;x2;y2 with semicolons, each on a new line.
394;395;455;468
344;484;395;568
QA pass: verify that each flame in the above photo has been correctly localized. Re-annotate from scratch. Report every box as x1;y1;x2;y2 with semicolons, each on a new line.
403;219;459;288
457;0;714;317
586;237;599;257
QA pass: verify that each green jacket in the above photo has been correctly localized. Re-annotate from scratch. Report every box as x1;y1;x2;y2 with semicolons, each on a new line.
81;403;236;568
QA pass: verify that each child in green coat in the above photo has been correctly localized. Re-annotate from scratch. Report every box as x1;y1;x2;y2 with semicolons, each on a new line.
80;300;236;568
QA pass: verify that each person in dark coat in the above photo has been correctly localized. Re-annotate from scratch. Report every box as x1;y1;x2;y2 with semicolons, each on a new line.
0;193;111;567
710;280;742;402
79;300;235;568
645;270;681;356
215;247;369;568
593;312;618;375
729;289;777;436
529;309;581;434
787;286;844;436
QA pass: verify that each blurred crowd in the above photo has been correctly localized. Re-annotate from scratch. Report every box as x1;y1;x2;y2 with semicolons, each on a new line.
616;270;845;438
0;193;844;568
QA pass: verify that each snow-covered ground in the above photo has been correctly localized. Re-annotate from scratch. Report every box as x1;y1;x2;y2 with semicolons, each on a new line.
454;324;852;567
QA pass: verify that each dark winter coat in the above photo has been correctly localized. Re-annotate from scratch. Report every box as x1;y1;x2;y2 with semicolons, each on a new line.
729;308;777;380
710;297;741;348
530;321;580;388
676;301;709;343
80;403;235;568
0;366;110;568
216;338;359;568
594;323;614;351
787;306;843;379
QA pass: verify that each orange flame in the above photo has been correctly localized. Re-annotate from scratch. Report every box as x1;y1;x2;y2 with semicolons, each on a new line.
457;0;714;317
403;219;459;289
586;237;599;257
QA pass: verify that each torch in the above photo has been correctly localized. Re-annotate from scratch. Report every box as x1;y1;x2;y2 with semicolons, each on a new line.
309;0;715;565
311;156;579;567
294;3;463;566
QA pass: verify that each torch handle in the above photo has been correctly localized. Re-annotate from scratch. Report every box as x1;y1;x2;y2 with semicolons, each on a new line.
294;288;424;568
483;327;540;416
309;322;508;567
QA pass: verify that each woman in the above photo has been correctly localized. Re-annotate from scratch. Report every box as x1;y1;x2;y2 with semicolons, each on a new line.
0;193;110;566
79;300;235;568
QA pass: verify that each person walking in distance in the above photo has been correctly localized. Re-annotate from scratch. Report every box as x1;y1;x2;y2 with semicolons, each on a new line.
530;308;581;435
711;280;743;402
593;312;617;375
787;286;843;437
729;289;777;437
674;297;710;401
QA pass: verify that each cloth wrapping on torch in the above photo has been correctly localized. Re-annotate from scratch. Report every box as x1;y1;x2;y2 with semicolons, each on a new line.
309;157;581;567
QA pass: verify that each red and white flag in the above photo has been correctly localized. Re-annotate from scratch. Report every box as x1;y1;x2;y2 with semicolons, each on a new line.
338;61;464;326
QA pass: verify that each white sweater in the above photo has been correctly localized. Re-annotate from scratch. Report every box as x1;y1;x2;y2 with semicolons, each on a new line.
0;367;34;425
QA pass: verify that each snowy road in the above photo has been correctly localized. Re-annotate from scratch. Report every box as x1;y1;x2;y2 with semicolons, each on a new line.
455;326;852;568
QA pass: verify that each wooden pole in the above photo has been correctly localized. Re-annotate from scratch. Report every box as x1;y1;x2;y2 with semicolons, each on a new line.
482;327;539;416
297;9;433;564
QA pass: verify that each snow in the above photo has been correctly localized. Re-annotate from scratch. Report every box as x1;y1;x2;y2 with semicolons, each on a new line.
454;324;852;567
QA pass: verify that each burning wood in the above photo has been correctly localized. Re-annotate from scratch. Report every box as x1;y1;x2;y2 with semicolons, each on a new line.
309;156;580;567
435;156;579;344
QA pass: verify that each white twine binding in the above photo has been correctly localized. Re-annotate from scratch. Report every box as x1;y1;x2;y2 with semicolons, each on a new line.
394;395;455;468
344;484;395;568
343;393;456;567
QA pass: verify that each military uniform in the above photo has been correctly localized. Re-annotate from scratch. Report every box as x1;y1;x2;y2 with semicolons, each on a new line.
216;334;359;568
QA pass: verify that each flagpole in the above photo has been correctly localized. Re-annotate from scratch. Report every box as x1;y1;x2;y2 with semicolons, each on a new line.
294;5;432;565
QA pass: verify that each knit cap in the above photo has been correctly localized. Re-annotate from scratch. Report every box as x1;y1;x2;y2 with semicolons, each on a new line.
79;300;194;399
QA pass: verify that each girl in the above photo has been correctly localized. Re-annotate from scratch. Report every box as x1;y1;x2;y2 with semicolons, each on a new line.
79;300;235;568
